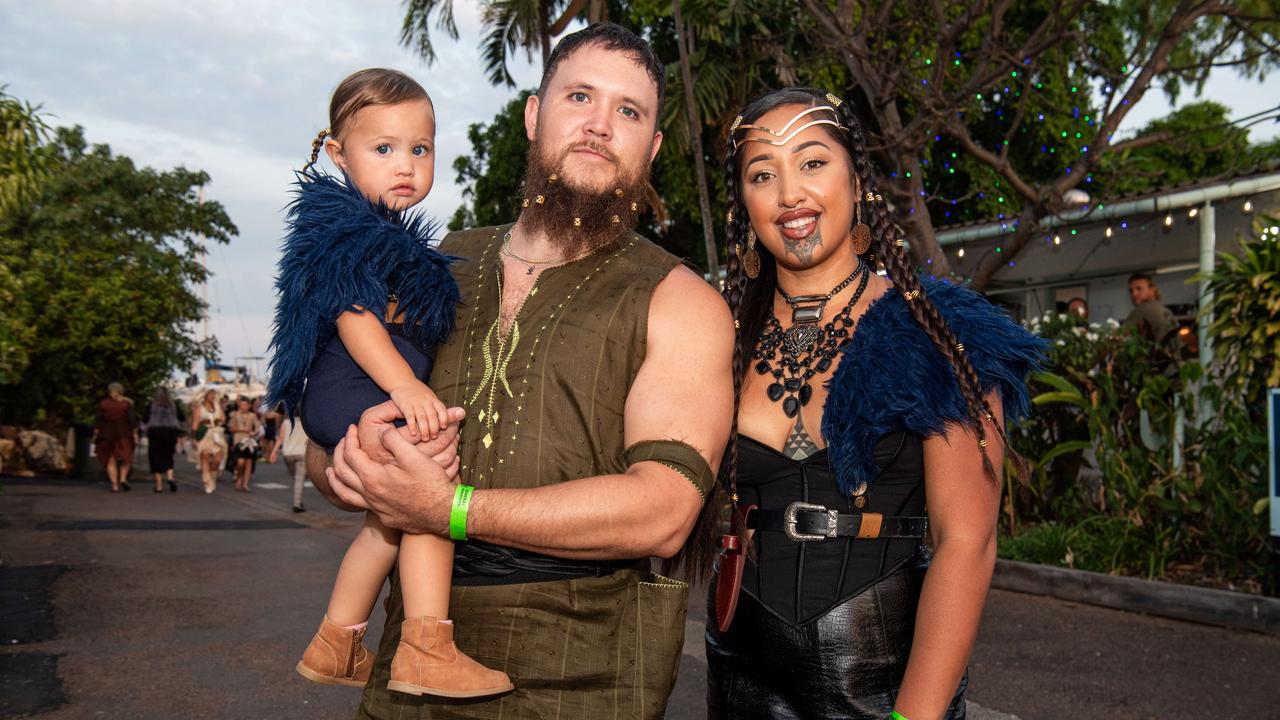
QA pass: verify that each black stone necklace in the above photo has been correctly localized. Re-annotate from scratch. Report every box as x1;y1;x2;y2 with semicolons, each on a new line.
753;262;870;418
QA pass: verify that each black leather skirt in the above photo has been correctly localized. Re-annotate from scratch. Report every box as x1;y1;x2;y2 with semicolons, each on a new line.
705;556;967;719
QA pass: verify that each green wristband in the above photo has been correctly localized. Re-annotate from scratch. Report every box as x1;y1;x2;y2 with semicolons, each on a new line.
890;712;910;720
449;485;474;541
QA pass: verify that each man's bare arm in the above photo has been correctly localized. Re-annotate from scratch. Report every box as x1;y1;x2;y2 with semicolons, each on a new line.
331;265;735;559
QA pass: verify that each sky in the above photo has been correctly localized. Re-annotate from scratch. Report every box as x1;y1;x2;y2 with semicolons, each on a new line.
2;1;1277;375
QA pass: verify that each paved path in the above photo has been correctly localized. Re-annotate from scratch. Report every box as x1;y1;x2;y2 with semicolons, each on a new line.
2;460;1277;719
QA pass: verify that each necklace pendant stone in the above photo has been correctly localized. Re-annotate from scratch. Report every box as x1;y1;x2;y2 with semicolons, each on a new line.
766;383;784;402
783;323;821;355
782;396;800;418
791;304;824;324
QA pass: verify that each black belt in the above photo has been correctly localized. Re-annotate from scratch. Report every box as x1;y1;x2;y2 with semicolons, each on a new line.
746;502;928;542
452;541;636;586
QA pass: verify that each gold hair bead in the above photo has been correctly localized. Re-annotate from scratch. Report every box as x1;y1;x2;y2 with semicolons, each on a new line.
731;493;739;503
825;92;843;107
615;188;624;197
865;192;875;202
896;238;905;247
979;439;988;448
903;290;921;300
730;116;743;134
631;202;639;212
734;319;741;329
984;411;994;421
573;217;582;227
522;198;530;207
875;194;883;202
611;215;620;223
955;343;965;352
536;195;545;204
726;210;734;223
549;173;558;182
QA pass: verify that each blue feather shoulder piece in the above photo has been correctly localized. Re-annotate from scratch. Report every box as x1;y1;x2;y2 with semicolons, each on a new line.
265;169;459;414
822;277;1047;494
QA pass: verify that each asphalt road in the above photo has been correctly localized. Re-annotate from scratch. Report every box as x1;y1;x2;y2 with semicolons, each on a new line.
2;459;1277;719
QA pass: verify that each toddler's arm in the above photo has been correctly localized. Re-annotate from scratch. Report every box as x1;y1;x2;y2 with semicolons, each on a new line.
336;308;449;438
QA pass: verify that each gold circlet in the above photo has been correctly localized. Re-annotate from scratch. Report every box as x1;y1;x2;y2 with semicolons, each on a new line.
730;105;847;152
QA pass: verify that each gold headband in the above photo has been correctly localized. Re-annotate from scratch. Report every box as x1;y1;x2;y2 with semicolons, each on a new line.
730;105;847;152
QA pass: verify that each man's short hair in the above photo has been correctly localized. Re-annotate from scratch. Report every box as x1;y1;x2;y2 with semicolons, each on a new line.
537;22;665;126
1128;272;1154;285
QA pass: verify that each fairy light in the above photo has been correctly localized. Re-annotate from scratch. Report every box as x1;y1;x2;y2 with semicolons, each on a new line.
1053;234;1061;245
957;246;966;258
1163;214;1174;228
1104;226;1113;238
1187;207;1198;219
1242;198;1254;214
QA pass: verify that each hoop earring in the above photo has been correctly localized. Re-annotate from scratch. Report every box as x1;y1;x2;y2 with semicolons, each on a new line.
851;201;871;255
743;227;761;279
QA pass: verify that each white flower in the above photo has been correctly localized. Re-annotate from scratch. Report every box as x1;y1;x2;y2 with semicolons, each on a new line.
1056;339;1066;346
1106;318;1120;329
1086;333;1098;342
1089;322;1100;330
1043;312;1054;322
1087;368;1097;377
1072;326;1087;336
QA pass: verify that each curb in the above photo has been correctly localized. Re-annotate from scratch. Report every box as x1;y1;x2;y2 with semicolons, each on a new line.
992;559;1280;634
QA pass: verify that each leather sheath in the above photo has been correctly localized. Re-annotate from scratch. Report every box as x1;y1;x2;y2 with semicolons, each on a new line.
714;504;755;632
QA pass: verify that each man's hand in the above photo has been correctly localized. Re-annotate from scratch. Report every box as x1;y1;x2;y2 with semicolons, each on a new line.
356;401;464;464
328;424;460;534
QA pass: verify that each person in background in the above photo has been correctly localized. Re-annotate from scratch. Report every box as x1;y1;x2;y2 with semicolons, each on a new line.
227;396;262;492
271;412;311;513
191;389;228;493
93;382;138;492
143;387;185;492
1066;296;1089;320
1123;272;1177;344
261;402;283;460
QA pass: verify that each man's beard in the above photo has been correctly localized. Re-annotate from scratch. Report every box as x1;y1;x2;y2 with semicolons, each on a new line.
518;136;650;258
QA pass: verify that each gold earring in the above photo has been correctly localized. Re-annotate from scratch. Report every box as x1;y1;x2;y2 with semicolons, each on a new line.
851;201;872;255
743;227;761;279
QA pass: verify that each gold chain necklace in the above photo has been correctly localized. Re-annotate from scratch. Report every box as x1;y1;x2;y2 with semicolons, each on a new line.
500;234;599;275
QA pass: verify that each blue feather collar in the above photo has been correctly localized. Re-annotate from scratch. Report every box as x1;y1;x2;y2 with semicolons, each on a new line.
821;278;1046;494
265;170;459;414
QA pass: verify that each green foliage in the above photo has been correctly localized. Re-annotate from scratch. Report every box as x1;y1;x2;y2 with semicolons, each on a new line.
0;87;51;217
1095;102;1263;197
0;125;236;427
1007;236;1278;590
447;91;533;232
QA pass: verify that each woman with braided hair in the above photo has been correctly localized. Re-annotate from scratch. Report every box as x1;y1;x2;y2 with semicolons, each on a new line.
703;88;1045;719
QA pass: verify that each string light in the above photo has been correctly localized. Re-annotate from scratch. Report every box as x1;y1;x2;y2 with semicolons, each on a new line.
1242;198;1254;214
1053;234;1061;245
1104;226;1113;238
1163;214;1174;228
1187;207;1198;220
957;246;966;258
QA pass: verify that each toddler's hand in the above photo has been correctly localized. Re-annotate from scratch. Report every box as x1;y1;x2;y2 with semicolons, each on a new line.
389;380;450;439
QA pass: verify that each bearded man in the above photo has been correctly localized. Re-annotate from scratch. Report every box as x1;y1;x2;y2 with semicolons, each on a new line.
317;22;734;720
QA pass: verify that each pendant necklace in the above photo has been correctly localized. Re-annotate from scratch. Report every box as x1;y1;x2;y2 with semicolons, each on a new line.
501;236;598;275
752;261;870;418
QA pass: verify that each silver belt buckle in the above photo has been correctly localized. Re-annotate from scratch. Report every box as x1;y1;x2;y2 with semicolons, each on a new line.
783;501;838;541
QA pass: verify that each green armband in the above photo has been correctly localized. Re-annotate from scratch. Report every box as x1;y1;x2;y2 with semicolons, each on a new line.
890;712;910;720
449;485;474;541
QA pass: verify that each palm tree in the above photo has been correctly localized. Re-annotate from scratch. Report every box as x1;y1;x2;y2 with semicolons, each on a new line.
0;88;49;217
401;0;607;88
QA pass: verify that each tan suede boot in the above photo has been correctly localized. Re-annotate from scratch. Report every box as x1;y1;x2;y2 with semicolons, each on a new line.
295;615;372;688
386;616;514;698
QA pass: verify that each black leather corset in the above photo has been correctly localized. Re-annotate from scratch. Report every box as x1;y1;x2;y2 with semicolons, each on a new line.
736;430;926;626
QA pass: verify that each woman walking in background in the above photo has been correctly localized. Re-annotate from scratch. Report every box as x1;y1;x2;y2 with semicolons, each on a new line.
261;402;283;460
270;412;310;512
93;382;137;492
227;396;261;492
191;389;227;493
143;387;185;492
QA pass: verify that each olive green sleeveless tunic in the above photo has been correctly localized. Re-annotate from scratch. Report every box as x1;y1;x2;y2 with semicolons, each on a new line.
358;225;697;720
